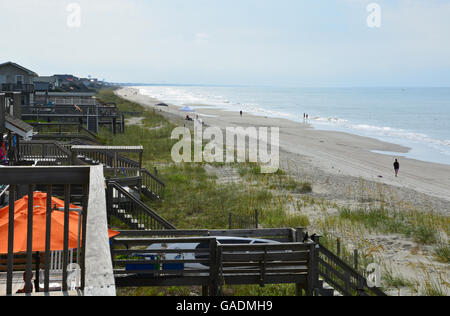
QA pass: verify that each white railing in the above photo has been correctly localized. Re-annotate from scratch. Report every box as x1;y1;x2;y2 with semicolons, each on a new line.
49;98;97;106
50;250;74;271
0;185;9;199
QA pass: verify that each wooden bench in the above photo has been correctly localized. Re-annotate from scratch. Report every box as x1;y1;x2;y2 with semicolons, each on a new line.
0;254;44;272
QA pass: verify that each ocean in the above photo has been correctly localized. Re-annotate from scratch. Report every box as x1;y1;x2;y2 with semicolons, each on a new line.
136;85;450;165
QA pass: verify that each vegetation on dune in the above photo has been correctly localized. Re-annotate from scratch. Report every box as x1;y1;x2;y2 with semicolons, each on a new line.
97;89;449;296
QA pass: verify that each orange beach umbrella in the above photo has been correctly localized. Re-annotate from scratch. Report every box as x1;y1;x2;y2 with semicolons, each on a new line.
0;192;119;254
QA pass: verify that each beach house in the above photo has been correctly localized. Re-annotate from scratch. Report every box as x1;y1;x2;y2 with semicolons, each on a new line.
0;62;38;106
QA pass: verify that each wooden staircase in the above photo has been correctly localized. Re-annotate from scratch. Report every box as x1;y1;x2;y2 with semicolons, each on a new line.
106;181;175;231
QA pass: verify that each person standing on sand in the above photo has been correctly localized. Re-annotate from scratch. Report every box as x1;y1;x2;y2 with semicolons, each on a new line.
394;159;400;177
240;110;243;117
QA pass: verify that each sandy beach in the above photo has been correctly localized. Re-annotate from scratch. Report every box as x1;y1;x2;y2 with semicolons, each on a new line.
117;87;450;213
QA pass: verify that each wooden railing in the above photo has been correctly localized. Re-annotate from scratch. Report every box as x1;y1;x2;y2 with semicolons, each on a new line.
106;181;175;231
48;98;97;106
69;141;164;200
111;232;318;296
110;229;387;296
30;122;99;139
30;122;82;134
70;145;143;178
112;237;219;294
19;141;72;165
33;133;102;145
0;166;90;295
1;84;34;93
141;168;165;200
317;242;386;296
22;105;118;118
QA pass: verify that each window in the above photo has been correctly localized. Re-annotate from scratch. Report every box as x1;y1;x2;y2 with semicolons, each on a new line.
15;75;24;84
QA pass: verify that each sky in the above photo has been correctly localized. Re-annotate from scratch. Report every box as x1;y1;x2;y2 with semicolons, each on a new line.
1;0;449;87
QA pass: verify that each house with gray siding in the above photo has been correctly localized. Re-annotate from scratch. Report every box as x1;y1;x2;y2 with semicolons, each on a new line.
0;62;38;105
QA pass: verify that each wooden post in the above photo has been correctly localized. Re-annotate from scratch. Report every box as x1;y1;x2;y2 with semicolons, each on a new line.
34;253;41;293
112;117;117;135
305;235;321;296
138;151;143;176
254;209;259;229
0;94;5;134
295;227;304;243
106;182;113;225
62;184;71;292
208;238;219;296
25;185;34;294
295;227;306;295
306;242;316;296
71;151;77;166
336;238;341;257
357;275;365;296
114;152;118;178
228;212;232;230
44;185;53;293
13;92;22;119
354;249;358;271
6;185;16;295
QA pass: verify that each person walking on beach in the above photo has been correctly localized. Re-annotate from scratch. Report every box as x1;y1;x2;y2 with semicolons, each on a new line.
240;110;243;117
393;159;400;177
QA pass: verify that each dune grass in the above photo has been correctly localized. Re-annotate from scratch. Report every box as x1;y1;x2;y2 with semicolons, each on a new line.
433;244;450;264
334;207;447;245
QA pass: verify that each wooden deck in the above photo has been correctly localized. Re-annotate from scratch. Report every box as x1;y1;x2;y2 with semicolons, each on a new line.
110;229;386;296
0;166;115;296
111;229;315;296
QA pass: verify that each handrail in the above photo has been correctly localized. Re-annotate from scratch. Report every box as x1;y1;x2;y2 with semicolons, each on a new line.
318;243;387;296
33;134;102;145
19;141;72;165
1;83;34;93
30;122;101;141
0;166;92;295
141;168;165;199
68;140;165;199
107;181;175;230
79;126;99;139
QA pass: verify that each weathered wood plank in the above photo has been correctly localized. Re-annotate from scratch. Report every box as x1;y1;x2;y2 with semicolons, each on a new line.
0;166;90;185
116;230;210;237
113;237;215;245
221;251;310;262
113;249;207;255
220;243;309;252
